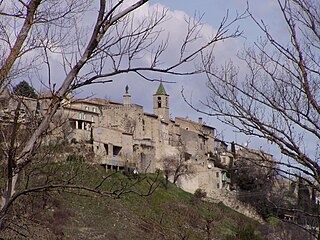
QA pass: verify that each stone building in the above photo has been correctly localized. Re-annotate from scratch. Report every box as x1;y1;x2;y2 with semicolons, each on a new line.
0;83;234;196
56;83;231;195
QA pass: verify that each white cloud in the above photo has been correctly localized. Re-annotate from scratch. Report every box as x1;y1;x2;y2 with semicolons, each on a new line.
83;1;244;121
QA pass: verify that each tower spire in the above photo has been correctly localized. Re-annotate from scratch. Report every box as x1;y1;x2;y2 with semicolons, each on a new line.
153;82;169;121
155;82;167;95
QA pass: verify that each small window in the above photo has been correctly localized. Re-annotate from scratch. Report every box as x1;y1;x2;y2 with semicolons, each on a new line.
69;120;76;129
104;144;108;155
157;96;161;108
78;120;83;129
113;145;122;156
93;107;97;113
216;172;219;178
84;106;89;111
217;183;220;189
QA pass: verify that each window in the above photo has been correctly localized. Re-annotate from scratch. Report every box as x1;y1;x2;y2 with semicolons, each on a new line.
216;172;219;178
84;106;89;111
113;145;122;156
78;112;86;120
69;120;76;129
78;120;83;129
104;144;108;155
157;96;161;108
93;107;97;113
217;183;220;189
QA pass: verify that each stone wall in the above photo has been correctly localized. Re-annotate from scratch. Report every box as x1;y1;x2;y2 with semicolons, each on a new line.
207;190;264;223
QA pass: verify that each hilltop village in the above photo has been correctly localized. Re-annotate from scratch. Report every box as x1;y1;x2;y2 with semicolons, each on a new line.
0;83;272;199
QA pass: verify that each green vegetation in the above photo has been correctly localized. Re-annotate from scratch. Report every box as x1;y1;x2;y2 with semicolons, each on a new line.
1;162;265;239
66;153;85;162
13;80;38;98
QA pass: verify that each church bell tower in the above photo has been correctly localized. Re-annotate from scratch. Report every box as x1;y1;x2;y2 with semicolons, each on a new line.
153;82;169;121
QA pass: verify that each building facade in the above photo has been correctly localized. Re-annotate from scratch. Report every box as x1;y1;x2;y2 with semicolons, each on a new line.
59;83;232;195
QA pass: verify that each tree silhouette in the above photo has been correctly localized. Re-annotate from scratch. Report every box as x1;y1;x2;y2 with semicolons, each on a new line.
13;81;38;99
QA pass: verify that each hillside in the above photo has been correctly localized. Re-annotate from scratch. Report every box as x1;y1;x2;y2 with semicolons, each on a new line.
0;162;281;240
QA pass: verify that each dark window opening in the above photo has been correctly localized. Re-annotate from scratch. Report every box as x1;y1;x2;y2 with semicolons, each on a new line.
113;145;122;156
69;120;76;129
78;120;84;129
157;96;161;108
104;144;108;155
184;152;192;161
107;164;117;170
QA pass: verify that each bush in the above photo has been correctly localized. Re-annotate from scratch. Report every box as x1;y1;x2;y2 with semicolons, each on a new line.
191;188;207;205
194;188;207;199
225;223;262;240
66;153;85;162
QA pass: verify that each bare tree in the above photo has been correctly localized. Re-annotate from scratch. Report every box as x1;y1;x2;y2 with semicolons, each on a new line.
163;153;194;188
191;0;320;238
0;0;244;232
232;150;276;218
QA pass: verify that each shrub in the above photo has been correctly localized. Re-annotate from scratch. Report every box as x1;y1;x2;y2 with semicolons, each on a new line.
66;153;85;162
194;188;207;199
191;188;207;205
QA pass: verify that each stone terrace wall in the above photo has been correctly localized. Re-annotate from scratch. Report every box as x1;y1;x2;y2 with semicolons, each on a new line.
207;190;264;223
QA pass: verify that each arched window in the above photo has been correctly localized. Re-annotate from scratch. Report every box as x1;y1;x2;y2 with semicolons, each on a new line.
157;96;161;108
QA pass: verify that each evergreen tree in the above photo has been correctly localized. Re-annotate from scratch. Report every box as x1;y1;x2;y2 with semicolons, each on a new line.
13;81;38;98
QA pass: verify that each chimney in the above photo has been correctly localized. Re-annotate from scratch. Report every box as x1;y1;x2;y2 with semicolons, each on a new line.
198;117;203;124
